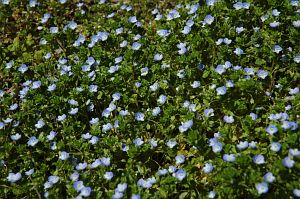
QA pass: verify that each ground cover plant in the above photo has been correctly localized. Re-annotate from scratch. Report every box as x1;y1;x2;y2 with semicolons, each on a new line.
0;0;300;198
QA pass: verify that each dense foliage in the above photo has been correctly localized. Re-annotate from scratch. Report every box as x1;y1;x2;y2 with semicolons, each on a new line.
1;0;300;198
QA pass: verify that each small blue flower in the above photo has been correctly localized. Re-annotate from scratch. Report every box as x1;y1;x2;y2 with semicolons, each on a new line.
223;154;236;162
154;53;163;61
47;131;56;141
7;172;21;183
181;26;191;34
70;172;80;182
166;139;177;148
266;124;278;136
152;107;161;116
89;85;98;93
132;42;141;50
175;155;185;164
25;169;34;176
234;48;244;55
253;154;265;164
224;115;234;123
47;84;56;92
104;172;114;180
293;189;300;197
256;182;269;194
272;45;282;54
175;169;186;181
179;120;193;132
73;181;84;192
270;21;279;28
116;183;127;193
18;64;28;73
11;133;21;141
270;142;281;152
135;112;145;121
264;172;275;183
216;86;227;95
28;136;39;147
212;142;223;153
237;141;249;150
76;162;87;170
128;16;137;23
157;29;170;37
157;94;167;105
204;14;214;25
50;27;58;34
203;163;214;174
59;151;70;160
204;108;214;118
133;138;144;146
283;157;295;168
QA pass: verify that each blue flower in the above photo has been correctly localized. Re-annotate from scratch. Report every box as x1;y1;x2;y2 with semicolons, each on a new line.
50;27;58;34
100;157;111;166
73;181;84;192
27;136;39;147
152;107;161;116
181;26;191;34
234;48;244;55
131;194;141;199
157;94;167;104
191;81;201;88
293;189;300;197
272;45;282;54
266;124;278;136
47;131;56;141
89;85;98;93
166;139;177;148
175;155;185;164
215;65;225;74
47;84;56;92
204;108;214;118
203;163;214;174
76;162;87;170
283;157;295;168
253;154;265;164
48;175;60;184
289;87;299;95
116;183;127;192
70;172;79;182
104;172;114;180
133;138;144;146
18;64;28;73
25;169;34;176
175;169;186;181
270;21;279;28
7;172;21;183
80;187;92;197
216;86;227;95
212;142;223;153
128;16;137;23
59;151;70;160
264;172;275;183
157;29;170;37
237;141;249;150
154;53;163;61
224;115;234;123
223;154;236;162
89;136;99;145
179;120;193;132
132;42;141;50
135;112;145;121
204;14;214;25
11;133;21;141
158;169;168;176
255;182;269;194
